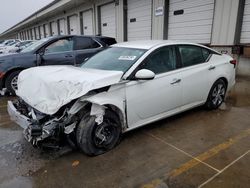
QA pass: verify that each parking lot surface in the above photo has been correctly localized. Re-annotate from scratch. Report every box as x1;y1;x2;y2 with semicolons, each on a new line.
0;76;250;188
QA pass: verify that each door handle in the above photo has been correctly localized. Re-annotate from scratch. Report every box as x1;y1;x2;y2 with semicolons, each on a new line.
65;55;73;58
208;66;216;70
171;78;181;85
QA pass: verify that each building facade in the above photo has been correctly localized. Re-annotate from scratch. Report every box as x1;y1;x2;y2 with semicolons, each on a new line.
0;0;249;75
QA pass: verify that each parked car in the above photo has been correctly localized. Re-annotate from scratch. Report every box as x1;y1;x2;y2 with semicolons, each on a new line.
8;40;236;156
0;35;116;94
0;40;33;54
6;40;35;54
0;39;20;47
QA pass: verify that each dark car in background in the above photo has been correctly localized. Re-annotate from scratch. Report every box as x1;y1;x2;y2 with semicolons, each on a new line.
0;35;116;94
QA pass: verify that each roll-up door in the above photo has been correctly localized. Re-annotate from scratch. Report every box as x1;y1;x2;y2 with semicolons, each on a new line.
29;29;33;40
39;25;44;39
68;15;78;34
35;27;40;39
168;0;214;44
26;30;30;40
59;19;67;35
240;0;250;43
32;28;35;40
100;3;116;38
127;0;152;41
82;9;94;35
51;21;58;36
44;24;50;37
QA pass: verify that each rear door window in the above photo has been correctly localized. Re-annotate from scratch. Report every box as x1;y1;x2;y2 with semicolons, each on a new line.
74;37;100;50
178;45;205;67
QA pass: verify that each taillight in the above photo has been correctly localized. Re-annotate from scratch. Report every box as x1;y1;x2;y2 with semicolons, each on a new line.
230;59;237;68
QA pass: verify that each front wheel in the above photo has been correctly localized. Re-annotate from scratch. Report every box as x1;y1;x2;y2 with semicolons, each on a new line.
5;70;21;95
76;109;121;156
205;79;227;110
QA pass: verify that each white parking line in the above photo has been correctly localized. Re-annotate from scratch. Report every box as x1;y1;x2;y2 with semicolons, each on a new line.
145;132;220;173
198;150;250;188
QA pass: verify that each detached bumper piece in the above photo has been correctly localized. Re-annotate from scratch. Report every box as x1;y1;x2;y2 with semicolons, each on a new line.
7;100;78;149
7;101;30;129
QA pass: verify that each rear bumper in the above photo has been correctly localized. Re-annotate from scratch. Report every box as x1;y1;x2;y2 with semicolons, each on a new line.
7;101;30;129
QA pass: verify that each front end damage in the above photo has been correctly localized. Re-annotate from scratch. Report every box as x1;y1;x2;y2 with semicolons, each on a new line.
8;98;91;149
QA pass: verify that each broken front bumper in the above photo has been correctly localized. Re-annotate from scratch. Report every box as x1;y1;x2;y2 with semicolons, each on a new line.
7;101;30;129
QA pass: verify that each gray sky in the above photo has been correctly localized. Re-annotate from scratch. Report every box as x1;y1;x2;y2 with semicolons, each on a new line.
0;0;54;34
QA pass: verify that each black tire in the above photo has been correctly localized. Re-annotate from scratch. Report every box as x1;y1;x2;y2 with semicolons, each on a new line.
5;70;21;95
76;109;121;156
205;79;227;110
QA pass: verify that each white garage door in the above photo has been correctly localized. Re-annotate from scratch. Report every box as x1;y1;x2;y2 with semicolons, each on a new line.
127;0;152;41
100;3;116;38
69;15;78;35
44;24;50;37
35;27;40;39
51;21;58;36
32;28;35;40
39;25;44;39
240;0;250;43
29;29;33;40
168;0;214;44
59;19;67;35
82;9;94;35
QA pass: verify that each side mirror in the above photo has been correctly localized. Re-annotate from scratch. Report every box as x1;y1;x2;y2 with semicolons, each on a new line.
135;69;155;80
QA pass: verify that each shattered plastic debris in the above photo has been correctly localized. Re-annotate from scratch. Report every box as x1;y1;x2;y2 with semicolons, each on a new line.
72;160;80;167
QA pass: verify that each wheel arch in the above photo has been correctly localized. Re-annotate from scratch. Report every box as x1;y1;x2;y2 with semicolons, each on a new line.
76;99;127;131
2;67;25;88
218;77;228;89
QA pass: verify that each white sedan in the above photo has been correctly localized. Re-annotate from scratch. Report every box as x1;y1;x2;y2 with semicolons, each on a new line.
8;40;236;155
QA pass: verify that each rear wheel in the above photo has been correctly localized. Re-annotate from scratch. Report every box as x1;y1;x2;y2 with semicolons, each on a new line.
205;79;227;110
5;70;21;95
76;109;121;156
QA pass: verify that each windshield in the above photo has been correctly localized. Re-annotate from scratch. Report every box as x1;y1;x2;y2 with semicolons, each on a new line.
81;47;146;72
21;38;49;53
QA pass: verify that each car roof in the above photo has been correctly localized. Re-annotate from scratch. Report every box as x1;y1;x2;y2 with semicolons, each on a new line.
112;40;209;50
48;35;115;39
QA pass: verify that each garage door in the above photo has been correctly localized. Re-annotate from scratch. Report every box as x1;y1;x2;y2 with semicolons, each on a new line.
39;25;44;39
82;9;94;35
168;0;214;44
51;21;58;36
35;27;40;39
59;19;67;35
29;29;33;40
32;28;35;40
127;0;152;41
44;24;50;37
69;15;78;34
27;30;30;40
240;0;250;43
100;3;116;38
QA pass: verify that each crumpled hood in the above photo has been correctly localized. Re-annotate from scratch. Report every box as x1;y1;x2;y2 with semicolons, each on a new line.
16;66;123;115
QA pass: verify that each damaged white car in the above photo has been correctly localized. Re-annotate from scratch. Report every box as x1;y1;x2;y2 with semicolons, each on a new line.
8;41;236;155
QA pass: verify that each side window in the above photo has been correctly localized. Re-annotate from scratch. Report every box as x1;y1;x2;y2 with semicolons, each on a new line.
178;45;205;67
90;39;101;48
75;37;100;50
45;38;73;54
202;48;210;61
140;46;177;74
